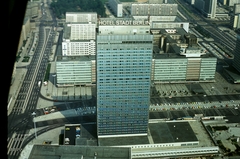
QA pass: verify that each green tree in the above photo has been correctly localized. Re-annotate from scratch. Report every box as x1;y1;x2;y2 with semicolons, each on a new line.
50;0;106;19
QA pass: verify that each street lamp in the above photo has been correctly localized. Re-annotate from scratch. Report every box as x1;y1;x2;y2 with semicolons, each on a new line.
32;112;37;138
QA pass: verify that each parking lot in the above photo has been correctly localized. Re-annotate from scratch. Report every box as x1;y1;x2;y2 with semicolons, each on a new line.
152;71;240;96
150;71;240;111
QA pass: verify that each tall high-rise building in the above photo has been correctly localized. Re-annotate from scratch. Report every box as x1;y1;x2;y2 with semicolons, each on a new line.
233;3;240;14
108;0;123;17
56;55;95;86
194;0;217;18
227;0;240;6
219;0;227;5
203;0;217;18
185;0;195;5
233;34;240;72
230;4;240;29
96;32;153;138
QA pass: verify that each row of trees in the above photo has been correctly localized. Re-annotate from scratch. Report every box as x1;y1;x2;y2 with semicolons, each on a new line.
50;0;106;19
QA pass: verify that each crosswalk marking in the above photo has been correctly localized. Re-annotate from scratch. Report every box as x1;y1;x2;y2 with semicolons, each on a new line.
7;133;29;156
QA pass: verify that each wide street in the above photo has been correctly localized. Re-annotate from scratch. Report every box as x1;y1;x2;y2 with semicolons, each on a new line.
7;3;55;158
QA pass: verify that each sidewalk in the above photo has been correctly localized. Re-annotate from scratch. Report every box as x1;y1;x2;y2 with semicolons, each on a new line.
7;29;39;115
8;69;27;116
7;30;35;115
39;60;94;102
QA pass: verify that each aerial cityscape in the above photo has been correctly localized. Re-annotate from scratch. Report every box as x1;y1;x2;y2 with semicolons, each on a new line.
7;0;240;158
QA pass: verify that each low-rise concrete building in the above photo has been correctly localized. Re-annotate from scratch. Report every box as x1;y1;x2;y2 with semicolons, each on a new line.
27;121;219;159
62;23;96;56
131;3;178;16
28;145;131;159
185;0;195;5
151;28;217;83
56;55;96;87
65;12;98;23
58;19;216;85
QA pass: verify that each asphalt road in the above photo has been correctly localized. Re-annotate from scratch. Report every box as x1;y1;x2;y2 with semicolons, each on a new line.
7;7;55;159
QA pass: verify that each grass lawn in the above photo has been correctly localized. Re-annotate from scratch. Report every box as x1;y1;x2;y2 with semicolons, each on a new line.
44;63;51;81
22;56;30;62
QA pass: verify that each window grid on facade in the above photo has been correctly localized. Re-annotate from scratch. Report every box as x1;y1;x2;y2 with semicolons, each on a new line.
97;34;153;137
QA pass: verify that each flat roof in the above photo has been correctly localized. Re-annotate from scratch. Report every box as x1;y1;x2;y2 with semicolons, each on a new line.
149;122;198;143
75;123;98;146
63;24;71;39
99;135;149;146
28;145;131;159
153;50;215;59
151;28;216;58
150;16;184;22
66;12;97;15
28;121;215;158
63;23;96;39
56;55;95;62
66;22;96;24
99;122;198;146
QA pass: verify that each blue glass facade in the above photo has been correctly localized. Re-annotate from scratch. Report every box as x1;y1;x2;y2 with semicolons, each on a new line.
96;35;153;137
